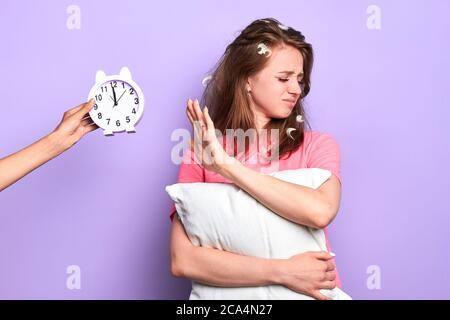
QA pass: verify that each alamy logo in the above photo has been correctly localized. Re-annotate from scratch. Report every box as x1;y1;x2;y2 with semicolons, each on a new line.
366;264;382;290
66;265;81;290
170;125;281;173
367;5;381;30
66;5;81;30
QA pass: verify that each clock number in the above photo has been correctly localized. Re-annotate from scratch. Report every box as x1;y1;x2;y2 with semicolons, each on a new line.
106;118;111;125
95;94;102;101
126;116;130;123
101;86;108;93
134;98;139;104
132;108;136;114
94;104;98;110
129;88;134;95
98;112;102;119
116;120;121;127
122;82;125;89
111;81;117;88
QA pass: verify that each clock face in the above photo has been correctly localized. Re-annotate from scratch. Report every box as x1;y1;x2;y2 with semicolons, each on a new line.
90;80;141;132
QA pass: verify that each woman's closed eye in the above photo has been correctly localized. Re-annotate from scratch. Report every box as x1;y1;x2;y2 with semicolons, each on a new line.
278;78;304;86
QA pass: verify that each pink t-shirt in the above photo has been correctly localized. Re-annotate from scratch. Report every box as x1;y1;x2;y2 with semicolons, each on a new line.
168;130;342;288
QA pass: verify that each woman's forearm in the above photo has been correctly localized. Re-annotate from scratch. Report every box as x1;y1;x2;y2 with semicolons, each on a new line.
171;216;336;299
0;99;97;192
171;217;283;287
219;159;332;228
0;132;65;191
174;244;283;287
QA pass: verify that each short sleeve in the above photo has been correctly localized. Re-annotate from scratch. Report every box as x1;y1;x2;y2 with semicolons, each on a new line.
168;147;205;221
307;132;342;185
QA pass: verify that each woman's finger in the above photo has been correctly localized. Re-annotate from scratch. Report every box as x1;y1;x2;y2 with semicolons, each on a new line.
187;99;202;137
190;100;206;138
187;99;207;163
313;251;335;261
191;110;203;147
191;110;203;137
203;107;215;132
193;99;206;129
65;102;88;117
73;99;95;120
193;122;202;144
325;260;335;272
321;281;336;290
192;127;203;165
187;111;195;129
311;290;331;301
188;99;198;122
186;98;193;119
81;114;92;121
325;271;336;281
186;104;195;125
83;122;99;133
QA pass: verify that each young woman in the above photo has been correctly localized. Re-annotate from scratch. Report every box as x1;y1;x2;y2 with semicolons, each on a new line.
169;18;342;300
0;99;97;191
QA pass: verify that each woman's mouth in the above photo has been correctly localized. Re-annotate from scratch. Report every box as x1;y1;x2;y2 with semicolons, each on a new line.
282;99;296;106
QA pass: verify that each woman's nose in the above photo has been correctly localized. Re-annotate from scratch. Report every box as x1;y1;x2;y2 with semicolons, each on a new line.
288;81;302;95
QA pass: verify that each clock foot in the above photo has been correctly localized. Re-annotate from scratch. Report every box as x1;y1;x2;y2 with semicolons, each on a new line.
103;129;114;136
126;126;136;133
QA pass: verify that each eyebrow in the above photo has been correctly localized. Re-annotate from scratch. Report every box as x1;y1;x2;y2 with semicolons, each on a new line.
278;71;304;77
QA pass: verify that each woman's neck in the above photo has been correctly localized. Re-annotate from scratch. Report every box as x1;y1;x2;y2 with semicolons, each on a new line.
254;111;271;134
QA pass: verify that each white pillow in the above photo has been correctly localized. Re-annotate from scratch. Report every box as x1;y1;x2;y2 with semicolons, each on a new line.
166;168;352;300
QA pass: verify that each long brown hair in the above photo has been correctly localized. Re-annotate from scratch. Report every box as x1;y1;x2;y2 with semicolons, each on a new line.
201;18;313;161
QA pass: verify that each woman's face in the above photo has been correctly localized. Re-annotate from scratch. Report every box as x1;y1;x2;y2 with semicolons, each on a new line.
247;44;304;127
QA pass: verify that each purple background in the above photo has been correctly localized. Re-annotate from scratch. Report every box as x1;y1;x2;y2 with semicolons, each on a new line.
1;0;449;299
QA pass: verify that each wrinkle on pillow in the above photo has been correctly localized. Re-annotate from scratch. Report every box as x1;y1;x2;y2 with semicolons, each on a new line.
166;168;352;300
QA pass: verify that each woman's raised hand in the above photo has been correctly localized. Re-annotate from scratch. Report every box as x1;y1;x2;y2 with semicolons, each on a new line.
186;98;235;175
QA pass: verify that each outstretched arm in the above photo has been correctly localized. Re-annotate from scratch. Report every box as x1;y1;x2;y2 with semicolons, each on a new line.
0;100;97;191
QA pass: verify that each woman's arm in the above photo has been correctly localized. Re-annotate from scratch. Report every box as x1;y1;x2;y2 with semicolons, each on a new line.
170;214;337;300
187;99;341;229
220;161;341;229
0;132;66;191
0;100;97;191
171;215;279;287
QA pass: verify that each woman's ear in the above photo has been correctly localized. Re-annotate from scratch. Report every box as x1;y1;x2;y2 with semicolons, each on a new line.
246;79;252;93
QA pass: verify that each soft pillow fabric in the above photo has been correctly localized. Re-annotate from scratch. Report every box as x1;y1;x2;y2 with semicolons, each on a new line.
166;168;352;300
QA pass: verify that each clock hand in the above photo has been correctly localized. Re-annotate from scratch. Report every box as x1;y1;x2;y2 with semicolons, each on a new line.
109;95;116;108
111;83;118;107
116;89;127;104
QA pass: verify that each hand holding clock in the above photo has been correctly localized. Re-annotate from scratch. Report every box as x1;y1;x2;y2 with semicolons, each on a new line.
0;99;98;192
0;67;144;191
52;99;99;150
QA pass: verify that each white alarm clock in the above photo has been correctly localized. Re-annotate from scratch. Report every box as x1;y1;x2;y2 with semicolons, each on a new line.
87;66;144;136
